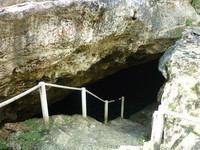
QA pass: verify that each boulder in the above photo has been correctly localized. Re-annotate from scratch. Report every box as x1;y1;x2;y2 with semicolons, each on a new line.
159;26;200;149
0;0;199;123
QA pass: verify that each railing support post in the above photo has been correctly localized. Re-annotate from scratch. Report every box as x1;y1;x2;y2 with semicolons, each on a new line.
151;111;158;149
81;87;87;118
104;100;109;124
39;82;49;127
151;105;165;150
121;96;125;118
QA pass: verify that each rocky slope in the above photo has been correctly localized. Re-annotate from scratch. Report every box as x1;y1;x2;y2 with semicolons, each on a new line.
0;115;151;150
0;103;160;150
159;26;200;149
0;0;199;123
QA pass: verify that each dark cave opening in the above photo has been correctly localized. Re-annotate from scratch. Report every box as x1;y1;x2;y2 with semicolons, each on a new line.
48;59;165;122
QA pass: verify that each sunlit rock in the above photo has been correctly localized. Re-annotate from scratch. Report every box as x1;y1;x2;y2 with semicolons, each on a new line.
159;26;200;149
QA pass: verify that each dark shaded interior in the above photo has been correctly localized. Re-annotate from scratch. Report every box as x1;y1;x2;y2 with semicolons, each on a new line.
48;59;165;122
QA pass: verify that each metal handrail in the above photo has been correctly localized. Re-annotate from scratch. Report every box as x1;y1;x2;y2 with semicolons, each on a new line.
0;82;125;126
0;84;41;108
44;83;82;91
86;90;105;102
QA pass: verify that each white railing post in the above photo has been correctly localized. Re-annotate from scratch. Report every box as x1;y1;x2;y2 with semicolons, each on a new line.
151;111;158;149
39;82;49;127
104;100;109;124
81;87;87;118
151;105;165;150
121;96;125;118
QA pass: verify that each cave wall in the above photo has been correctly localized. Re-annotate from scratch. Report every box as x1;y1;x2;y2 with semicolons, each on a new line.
0;0;199;123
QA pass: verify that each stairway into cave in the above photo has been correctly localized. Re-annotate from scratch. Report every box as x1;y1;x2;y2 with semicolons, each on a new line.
48;59;165;122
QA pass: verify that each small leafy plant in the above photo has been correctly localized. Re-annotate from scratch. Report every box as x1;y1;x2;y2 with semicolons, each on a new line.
186;19;194;26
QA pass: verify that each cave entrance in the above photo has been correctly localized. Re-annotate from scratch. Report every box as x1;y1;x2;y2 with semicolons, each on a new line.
49;59;165;122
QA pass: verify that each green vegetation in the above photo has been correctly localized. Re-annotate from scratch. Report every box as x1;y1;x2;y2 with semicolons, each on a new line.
166;60;172;67
8;131;42;150
2;116;76;149
139;138;146;144
24;118;47;130
0;137;10;150
186;19;194;26
2;119;48;149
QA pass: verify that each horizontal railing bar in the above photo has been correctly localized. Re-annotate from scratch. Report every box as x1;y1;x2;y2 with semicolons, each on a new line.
44;83;82;91
108;100;115;103
86;90;105;102
0;84;41;108
164;110;200;124
108;98;123;103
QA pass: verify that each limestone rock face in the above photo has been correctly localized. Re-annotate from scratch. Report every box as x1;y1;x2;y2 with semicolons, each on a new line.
159;26;200;149
0;0;199;123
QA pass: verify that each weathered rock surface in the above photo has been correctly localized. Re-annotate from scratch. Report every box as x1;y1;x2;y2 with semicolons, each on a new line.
159;26;200;149
0;0;199;123
0;115;151;150
192;0;200;15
